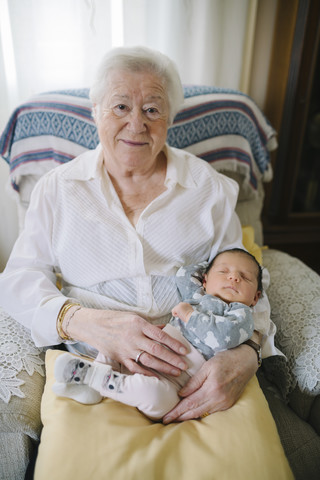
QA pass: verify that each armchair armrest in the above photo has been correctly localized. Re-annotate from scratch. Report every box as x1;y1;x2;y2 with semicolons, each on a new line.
262;249;320;399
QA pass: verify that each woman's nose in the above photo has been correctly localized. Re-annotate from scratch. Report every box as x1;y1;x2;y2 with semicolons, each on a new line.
127;109;147;133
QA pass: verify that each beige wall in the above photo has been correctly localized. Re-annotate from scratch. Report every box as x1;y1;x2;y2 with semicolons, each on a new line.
249;0;278;110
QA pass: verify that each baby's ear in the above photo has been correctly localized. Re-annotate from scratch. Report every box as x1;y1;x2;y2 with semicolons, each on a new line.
202;273;207;289
251;290;262;307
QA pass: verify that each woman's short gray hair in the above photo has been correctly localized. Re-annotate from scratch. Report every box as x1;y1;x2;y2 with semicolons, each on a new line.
89;46;184;125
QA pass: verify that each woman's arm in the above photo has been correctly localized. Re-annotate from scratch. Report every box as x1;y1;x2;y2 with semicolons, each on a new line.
0;174;188;375
0;174;68;346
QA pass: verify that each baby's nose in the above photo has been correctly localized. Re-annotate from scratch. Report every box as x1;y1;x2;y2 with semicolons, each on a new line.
228;271;240;281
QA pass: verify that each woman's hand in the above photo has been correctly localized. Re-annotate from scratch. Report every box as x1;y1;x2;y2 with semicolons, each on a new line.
67;307;188;377
162;343;258;424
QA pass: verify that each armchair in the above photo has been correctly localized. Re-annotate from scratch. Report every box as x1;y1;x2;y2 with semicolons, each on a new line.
0;86;319;479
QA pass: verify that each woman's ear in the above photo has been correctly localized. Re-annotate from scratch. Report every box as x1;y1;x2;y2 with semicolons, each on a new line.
251;290;262;307
92;104;98;123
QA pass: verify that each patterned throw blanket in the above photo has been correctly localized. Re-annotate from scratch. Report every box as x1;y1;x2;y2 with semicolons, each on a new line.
0;85;276;194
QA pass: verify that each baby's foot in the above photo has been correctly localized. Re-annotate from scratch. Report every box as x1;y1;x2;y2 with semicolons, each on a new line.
53;353;124;403
52;381;103;404
54;353;94;385
101;371;123;393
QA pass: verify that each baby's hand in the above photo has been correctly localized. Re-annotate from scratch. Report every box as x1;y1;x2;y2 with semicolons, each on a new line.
172;302;194;323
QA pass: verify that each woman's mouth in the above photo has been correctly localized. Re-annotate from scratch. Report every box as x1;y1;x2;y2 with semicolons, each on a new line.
120;139;148;147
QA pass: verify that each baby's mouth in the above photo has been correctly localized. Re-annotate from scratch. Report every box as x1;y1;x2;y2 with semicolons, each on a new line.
224;285;238;293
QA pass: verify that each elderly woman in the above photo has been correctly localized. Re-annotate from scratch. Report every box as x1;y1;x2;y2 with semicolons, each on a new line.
0;46;275;424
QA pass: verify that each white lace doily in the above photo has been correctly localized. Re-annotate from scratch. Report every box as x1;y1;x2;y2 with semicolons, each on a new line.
0;307;45;403
263;249;320;396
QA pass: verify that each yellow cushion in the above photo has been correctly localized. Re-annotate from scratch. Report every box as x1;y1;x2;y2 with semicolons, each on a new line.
242;225;263;264
35;350;293;480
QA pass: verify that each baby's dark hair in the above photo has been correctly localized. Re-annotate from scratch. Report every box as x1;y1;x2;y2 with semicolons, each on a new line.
206;248;263;293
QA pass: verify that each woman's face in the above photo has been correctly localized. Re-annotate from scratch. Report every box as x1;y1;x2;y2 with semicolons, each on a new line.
95;69;170;174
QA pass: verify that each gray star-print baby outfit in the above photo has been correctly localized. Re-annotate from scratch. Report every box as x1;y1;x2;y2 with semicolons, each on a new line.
169;262;254;360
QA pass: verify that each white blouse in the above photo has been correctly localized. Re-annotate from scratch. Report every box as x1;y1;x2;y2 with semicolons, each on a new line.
0;144;277;356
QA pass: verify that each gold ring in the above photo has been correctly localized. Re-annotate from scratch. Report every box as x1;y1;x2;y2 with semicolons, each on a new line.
201;412;210;418
135;350;145;363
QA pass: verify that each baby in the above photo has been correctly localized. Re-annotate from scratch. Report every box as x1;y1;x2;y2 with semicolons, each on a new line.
53;248;262;420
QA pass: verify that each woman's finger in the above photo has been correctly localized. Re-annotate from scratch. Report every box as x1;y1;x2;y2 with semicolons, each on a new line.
126;324;189;373
134;349;185;376
124;358;160;377
162;370;208;424
143;323;188;356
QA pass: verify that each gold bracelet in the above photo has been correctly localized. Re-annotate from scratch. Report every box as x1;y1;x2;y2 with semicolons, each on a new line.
56;302;81;340
64;306;81;339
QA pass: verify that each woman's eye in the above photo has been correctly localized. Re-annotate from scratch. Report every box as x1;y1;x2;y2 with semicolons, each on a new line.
113;104;128;116
144;107;161;118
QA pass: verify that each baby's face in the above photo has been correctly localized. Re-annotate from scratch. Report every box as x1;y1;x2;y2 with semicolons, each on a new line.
203;252;261;306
